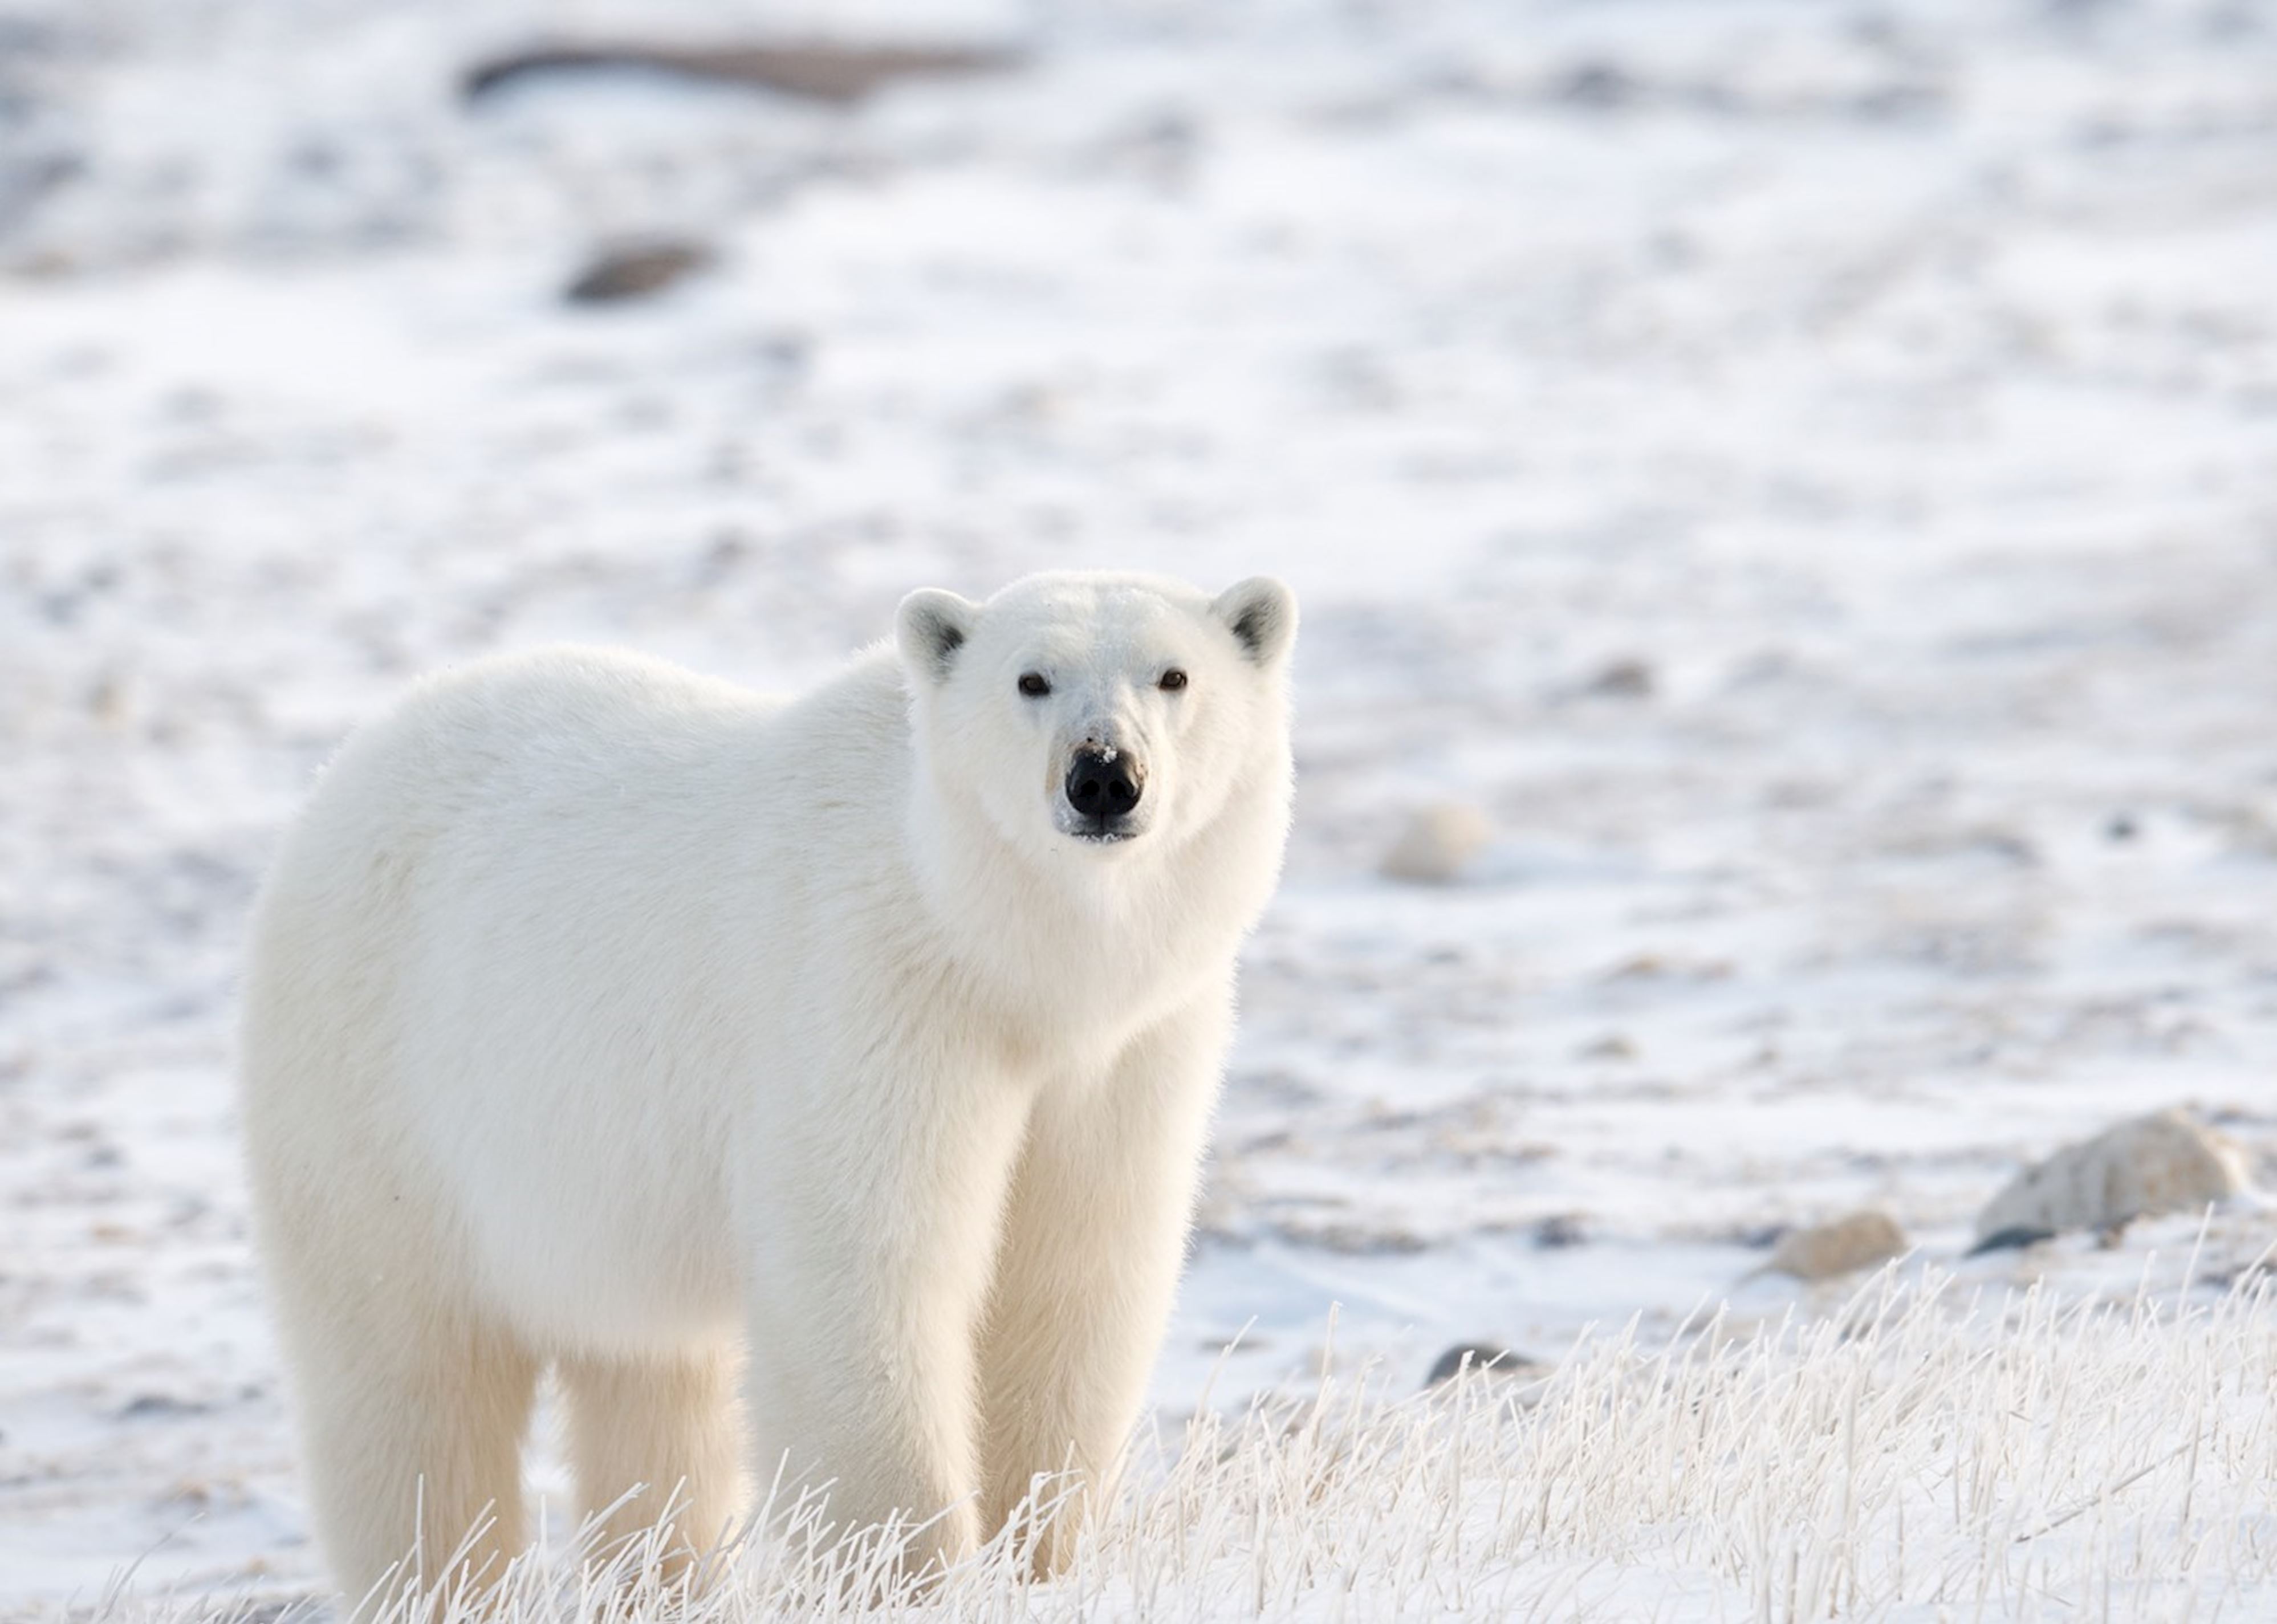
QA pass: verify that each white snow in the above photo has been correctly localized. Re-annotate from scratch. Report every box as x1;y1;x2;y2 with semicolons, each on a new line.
5;0;2277;1613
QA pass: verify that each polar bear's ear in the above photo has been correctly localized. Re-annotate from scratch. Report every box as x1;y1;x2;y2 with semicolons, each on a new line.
896;588;979;683
1211;577;1298;666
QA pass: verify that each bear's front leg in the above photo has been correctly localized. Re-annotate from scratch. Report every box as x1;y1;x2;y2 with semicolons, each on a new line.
738;1047;1034;1582
975;994;1233;1572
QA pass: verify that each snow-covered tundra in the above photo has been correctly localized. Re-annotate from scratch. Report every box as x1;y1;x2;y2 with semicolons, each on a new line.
237;571;1299;1599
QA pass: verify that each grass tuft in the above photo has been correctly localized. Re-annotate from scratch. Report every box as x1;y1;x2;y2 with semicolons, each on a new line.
108;1267;2277;1622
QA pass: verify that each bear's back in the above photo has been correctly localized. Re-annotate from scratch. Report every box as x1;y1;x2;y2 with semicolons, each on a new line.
240;645;921;1350
292;644;909;884
247;642;918;1107
364;645;789;822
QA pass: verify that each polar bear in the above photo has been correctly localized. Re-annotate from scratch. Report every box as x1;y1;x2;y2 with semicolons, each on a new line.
238;570;1297;1601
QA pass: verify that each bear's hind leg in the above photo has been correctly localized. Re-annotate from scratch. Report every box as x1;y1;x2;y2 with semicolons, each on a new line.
287;1292;540;1609
561;1348;742;1584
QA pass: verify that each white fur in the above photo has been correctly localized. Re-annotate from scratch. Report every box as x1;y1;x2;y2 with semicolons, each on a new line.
237;571;1297;1599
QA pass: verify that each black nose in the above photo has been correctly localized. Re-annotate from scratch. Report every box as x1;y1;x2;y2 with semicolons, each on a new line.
1065;747;1144;820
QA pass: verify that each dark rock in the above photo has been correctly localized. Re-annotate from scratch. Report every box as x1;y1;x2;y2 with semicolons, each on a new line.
465;40;1020;106
1532;1213;1587;1249
1425;1343;1531;1386
1966;1224;2055;1256
120;1393;209;1419
566;241;713;304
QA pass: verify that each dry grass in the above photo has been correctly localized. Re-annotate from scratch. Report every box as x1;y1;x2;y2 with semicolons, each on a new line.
103;1261;2277;1624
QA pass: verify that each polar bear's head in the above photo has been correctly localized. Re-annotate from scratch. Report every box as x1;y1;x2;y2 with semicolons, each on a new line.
896;572;1296;869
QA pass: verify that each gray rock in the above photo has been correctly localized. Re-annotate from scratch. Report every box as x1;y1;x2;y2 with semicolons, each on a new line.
1975;1109;2250;1243
1583;657;1655;698
1532;1212;1588;1249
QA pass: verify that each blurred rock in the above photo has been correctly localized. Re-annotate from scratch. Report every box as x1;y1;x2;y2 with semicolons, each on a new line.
465;40;1020;105
1531;1213;1588;1249
1763;1210;1908;1280
1603;952;1734;983
119;1393;209;1419
1555;62;1637;109
1966;1224;2055;1256
1583;656;1655;698
1974;1109;2250;1244
565;240;712;304
86;671;131;729
1379;801;1492;884
1424;1343;1538;1387
0;146;80;242
1292;1220;1430;1256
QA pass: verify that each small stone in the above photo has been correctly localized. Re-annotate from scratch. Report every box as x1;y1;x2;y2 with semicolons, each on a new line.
1424;1344;1535;1387
87;671;130;727
1379;801;1492;884
1556;61;1637;108
1763;1210;1908;1281
1974;1108;2250;1244
1302;1222;1430;1256
1531;1213;1587;1249
465;41;1019;105
565;240;713;304
1583;657;1655;698
120;1393;208;1419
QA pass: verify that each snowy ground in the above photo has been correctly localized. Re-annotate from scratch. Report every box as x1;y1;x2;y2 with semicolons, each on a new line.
5;0;2277;1612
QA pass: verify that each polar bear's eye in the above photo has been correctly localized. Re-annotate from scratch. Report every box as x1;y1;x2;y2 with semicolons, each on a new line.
1018;673;1051;698
1159;669;1188;692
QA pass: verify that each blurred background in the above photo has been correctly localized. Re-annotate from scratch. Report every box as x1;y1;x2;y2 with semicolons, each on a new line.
5;0;2277;1602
